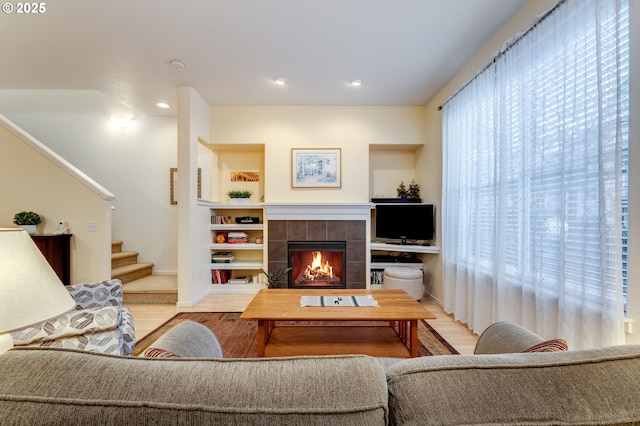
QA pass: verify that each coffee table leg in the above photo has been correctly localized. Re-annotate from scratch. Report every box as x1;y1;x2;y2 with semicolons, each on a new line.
257;320;267;357
409;319;418;357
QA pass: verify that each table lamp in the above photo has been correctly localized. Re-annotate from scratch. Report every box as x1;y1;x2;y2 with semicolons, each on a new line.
0;228;75;354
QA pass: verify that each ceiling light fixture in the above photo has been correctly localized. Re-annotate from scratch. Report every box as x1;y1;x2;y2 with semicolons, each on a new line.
156;102;171;109
170;59;185;71
349;78;364;86
273;76;288;85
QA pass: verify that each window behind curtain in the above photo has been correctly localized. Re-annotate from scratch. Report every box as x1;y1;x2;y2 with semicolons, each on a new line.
442;0;628;348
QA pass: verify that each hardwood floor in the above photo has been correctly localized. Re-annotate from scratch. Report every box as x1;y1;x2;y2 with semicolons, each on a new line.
126;291;479;355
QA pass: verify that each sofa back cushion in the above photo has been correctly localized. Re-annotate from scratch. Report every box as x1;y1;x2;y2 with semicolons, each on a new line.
386;345;640;426
0;348;388;425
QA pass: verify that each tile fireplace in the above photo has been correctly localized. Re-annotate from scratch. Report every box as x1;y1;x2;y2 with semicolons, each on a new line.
265;203;371;289
288;241;346;288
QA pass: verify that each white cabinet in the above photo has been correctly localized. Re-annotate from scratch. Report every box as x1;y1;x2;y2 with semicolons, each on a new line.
209;203;266;292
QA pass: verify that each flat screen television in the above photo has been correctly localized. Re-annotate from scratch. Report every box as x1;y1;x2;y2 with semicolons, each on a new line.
374;203;435;245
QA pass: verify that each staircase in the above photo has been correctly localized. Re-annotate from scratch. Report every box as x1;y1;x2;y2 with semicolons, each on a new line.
112;241;177;305
111;240;154;283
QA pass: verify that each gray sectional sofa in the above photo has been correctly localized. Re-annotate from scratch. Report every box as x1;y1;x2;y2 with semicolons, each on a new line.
1;321;640;425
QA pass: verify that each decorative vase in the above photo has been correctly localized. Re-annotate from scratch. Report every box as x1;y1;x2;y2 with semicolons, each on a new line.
20;225;36;235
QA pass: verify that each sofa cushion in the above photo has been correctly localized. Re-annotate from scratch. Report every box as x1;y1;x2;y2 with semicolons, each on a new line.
385;345;640;425
143;348;180;358
522;338;568;352
10;306;135;356
23;328;125;355
0;348;388;425
141;321;223;358
474;321;548;354
10;306;121;345
67;279;123;309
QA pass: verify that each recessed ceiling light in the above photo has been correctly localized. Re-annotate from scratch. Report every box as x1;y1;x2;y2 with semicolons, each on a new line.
170;59;185;71
156;102;171;109
349;78;364;86
273;76;288;85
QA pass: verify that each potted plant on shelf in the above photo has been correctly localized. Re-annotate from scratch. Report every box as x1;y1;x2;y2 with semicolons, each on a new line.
260;267;292;289
396;181;408;198
13;211;41;235
227;190;253;204
395;180;422;203
407;179;421;201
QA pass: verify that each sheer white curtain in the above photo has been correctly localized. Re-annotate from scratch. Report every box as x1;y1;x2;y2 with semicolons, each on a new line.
442;0;628;349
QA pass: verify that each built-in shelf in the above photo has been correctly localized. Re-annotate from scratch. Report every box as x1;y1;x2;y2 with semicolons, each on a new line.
209;203;266;289
210;261;264;270
370;262;425;270
209;243;264;250
210;224;263;231
370;242;440;254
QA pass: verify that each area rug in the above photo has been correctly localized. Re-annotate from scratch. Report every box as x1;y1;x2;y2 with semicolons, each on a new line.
133;312;459;357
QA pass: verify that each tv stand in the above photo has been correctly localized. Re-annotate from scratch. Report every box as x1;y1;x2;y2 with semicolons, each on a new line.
369;243;440;286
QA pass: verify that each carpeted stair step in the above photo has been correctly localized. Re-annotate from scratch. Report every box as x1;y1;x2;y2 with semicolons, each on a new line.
112;262;154;284
112;240;123;254
122;274;177;305
111;251;139;269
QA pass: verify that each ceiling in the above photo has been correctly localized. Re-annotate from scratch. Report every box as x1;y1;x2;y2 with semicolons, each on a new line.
0;0;528;117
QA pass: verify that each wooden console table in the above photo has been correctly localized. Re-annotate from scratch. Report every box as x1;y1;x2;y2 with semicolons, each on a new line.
31;234;72;285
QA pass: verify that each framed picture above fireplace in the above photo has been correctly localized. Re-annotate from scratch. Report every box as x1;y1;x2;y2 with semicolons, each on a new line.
291;148;341;188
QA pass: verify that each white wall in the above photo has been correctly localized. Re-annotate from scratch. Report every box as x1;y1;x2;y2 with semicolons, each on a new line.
210;106;427;203
3;104;178;274
177;86;212;306
0;122;113;283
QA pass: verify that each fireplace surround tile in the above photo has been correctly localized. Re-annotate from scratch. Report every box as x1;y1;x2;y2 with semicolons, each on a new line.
268;219;366;289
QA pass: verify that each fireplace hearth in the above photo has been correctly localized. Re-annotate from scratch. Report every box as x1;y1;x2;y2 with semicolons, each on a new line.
288;241;346;289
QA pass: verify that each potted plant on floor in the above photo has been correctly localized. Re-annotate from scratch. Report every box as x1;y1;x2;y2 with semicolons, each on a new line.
13;211;41;235
227;190;253;204
260;267;292;288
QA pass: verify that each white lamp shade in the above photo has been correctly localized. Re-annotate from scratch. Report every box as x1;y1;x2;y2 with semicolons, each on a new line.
0;228;75;334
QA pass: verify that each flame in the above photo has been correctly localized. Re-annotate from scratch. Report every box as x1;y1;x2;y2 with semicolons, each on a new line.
305;251;333;280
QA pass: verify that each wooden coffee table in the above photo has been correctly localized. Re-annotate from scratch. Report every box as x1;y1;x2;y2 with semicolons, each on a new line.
240;289;436;358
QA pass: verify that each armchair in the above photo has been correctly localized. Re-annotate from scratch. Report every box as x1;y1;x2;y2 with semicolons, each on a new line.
10;279;135;355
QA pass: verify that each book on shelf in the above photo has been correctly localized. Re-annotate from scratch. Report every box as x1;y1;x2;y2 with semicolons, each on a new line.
211;252;235;263
227;232;248;244
211;269;231;284
227;275;251;284
211;215;232;225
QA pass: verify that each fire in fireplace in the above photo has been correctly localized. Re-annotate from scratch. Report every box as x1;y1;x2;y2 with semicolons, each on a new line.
288;241;346;289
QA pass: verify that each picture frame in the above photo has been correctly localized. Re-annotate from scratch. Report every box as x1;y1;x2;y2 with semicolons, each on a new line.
291;148;342;188
170;167;201;205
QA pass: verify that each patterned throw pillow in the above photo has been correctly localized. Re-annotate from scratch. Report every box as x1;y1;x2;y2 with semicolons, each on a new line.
143;347;181;358
522;339;568;352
